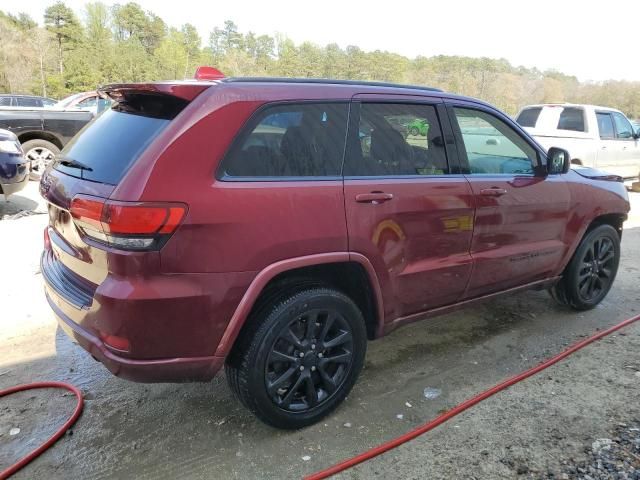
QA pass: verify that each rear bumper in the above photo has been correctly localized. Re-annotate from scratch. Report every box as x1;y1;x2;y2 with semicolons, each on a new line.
46;290;225;382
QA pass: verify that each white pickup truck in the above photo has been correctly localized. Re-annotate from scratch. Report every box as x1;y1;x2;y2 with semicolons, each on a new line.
515;104;640;183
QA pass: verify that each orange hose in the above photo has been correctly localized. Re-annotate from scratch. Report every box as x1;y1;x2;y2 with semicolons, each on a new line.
0;382;84;479
305;314;640;480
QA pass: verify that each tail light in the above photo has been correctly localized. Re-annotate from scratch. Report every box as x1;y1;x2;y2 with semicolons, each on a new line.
70;195;187;251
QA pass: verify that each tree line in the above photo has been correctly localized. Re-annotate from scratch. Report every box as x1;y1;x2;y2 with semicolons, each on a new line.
1;2;639;118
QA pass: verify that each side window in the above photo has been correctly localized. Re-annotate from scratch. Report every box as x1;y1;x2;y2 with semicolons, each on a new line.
515;107;542;128
0;97;14;106
453;107;538;175
596;112;615;139
612;112;634;139
557;107;585;132
344;103;448;176
17;97;42;107
221;103;348;178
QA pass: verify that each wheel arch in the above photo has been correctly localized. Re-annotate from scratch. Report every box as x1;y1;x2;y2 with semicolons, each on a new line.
586;212;626;238
214;253;384;358
18;131;64;150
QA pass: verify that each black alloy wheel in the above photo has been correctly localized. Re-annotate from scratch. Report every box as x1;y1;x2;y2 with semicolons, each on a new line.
549;224;620;310
225;287;367;429
265;308;354;412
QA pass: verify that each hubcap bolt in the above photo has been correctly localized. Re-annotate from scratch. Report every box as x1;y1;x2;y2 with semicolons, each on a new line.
311;344;316;350
311;366;316;371
300;366;305;371
318;353;323;358
299;352;304;358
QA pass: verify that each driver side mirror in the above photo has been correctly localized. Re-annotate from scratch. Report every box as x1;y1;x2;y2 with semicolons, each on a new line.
546;147;571;174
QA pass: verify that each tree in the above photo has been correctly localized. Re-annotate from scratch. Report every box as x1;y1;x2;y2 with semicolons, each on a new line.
112;2;165;53
155;27;186;79
181;23;200;78
84;2;111;48
44;1;82;75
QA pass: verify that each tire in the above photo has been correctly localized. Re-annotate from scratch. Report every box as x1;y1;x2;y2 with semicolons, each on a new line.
409;127;419;136
550;224;620;310
225;287;367;429
23;139;60;181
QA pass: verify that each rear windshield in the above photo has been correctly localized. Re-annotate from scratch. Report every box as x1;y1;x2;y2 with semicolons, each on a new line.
515;107;542;128
55;109;168;184
55;92;189;184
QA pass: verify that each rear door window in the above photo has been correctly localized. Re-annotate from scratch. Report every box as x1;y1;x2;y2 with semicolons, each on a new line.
54;94;187;185
596;112;615;139
220;103;348;178
0;97;13;106
557;107;585;132
515;107;542;128
344;103;449;176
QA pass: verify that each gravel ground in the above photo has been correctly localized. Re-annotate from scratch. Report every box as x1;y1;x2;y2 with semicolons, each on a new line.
1;182;639;479
556;420;640;480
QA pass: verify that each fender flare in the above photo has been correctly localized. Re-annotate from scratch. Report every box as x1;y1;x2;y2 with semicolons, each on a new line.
213;252;385;357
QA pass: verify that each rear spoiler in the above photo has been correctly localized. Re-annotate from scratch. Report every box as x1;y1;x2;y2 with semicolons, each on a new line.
99;67;225;103
98;82;212;103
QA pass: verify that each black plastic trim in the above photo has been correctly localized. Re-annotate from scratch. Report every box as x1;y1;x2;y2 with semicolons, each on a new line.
41;250;95;309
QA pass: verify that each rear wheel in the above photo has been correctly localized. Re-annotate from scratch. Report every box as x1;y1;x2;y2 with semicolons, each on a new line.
23;139;60;180
225;287;367;429
409;126;419;136
550;224;620;310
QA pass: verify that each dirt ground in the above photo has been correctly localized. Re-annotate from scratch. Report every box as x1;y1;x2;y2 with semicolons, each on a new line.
1;182;639;480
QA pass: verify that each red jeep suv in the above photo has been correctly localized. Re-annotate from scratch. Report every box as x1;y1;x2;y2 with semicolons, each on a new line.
40;73;630;429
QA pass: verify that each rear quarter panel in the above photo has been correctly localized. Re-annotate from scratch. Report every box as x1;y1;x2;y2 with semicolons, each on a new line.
116;86;350;274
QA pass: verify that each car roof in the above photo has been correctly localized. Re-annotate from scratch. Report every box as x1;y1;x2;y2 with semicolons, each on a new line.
215;77;494;107
520;103;623;113
221;77;444;93
101;77;497;110
0;94;42;98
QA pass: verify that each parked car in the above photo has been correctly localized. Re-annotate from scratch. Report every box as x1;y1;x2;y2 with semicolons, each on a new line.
0;107;93;180
515;104;640;180
0;94;57;108
50;91;110;115
40;73;630;429
407;118;429;136
0;129;29;198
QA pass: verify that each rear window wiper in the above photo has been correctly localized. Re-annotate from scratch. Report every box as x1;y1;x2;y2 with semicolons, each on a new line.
58;158;93;172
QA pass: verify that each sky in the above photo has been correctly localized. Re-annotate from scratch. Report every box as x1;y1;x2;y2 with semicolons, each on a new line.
6;0;639;82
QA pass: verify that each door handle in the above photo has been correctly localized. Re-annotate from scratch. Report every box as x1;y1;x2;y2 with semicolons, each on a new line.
355;192;394;204
479;187;508;197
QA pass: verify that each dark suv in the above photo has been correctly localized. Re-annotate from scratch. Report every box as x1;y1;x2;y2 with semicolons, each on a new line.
40;72;630;429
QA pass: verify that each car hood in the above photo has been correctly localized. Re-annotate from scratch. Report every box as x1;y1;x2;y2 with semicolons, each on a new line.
572;165;623;183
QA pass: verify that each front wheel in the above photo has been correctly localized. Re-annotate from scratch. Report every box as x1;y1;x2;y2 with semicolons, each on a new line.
550;224;620;310
225;287;367;429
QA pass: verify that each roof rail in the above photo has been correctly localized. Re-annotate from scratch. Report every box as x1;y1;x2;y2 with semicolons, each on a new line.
221;77;442;93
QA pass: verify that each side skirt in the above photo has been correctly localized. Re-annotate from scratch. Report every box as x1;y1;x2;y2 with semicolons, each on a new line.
381;276;562;337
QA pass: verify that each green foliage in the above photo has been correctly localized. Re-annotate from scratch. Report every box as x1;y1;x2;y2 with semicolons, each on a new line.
0;3;638;119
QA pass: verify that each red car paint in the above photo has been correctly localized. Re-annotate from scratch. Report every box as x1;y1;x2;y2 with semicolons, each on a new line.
40;79;630;382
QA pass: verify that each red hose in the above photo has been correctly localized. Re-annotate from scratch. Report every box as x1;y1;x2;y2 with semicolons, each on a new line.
0;382;84;480
305;313;640;480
